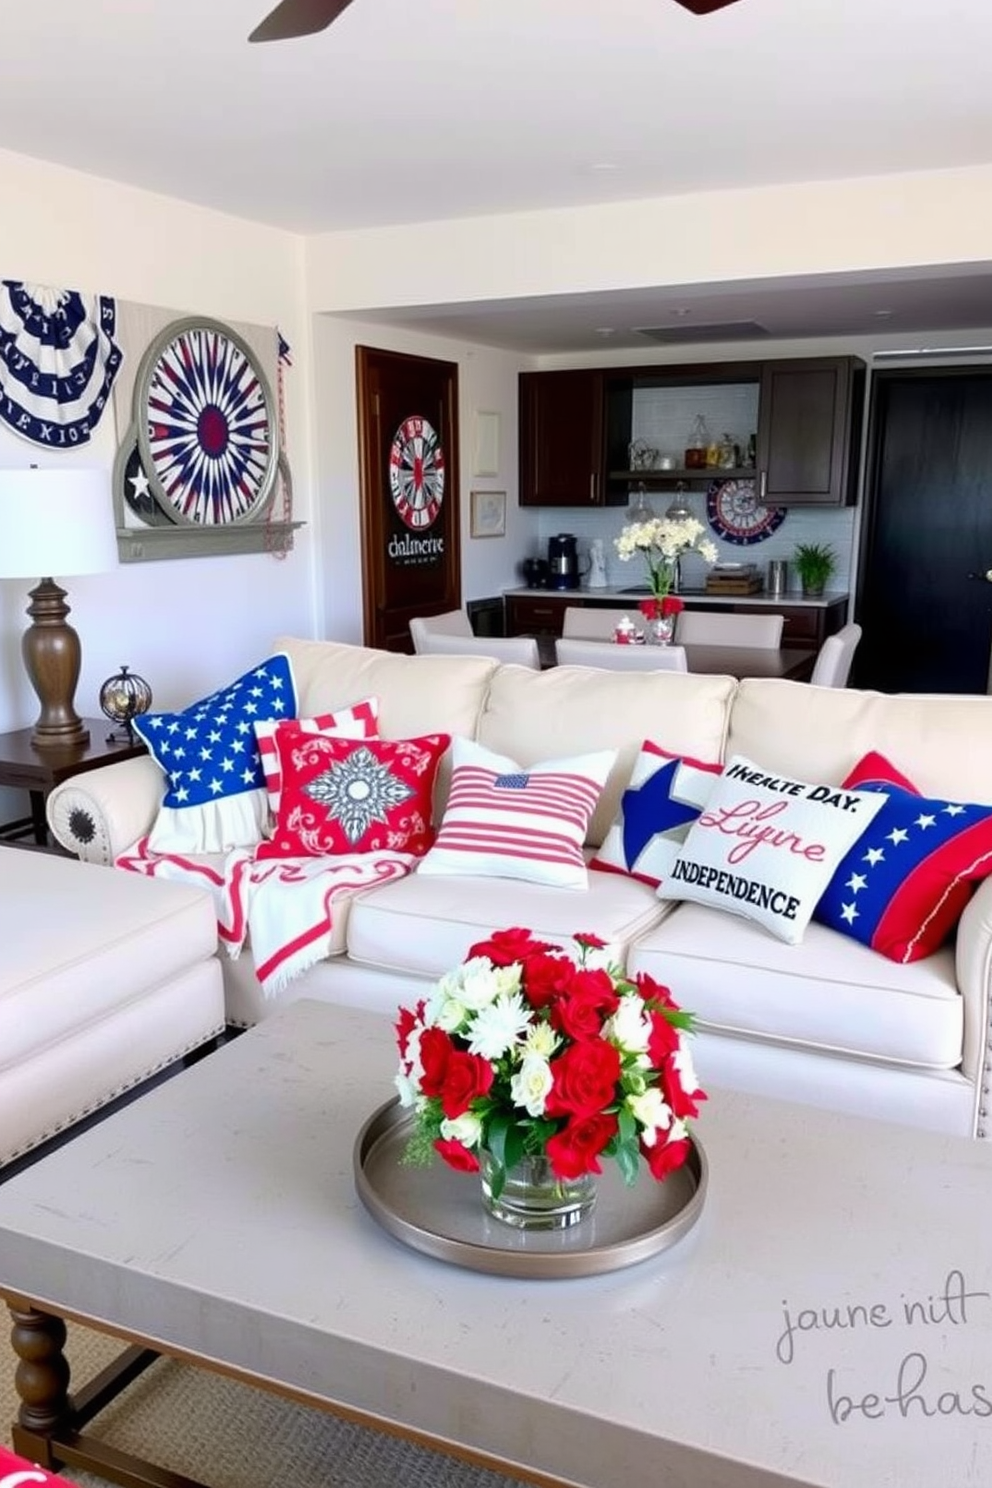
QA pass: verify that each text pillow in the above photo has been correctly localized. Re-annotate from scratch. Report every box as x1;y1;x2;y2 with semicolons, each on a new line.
136;653;298;854
590;741;722;888
660;754;886;944
255;730;450;859
416;736;616;890
254;697;379;820
814;750;992;962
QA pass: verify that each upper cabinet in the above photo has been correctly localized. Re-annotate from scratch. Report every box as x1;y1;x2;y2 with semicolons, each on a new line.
520;369;622;508
519;355;865;508
756;357;866;507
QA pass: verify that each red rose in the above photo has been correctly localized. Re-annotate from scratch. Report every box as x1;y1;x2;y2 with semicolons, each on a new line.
434;1138;480;1173
545;1038;621;1119
662;1052;707;1121
639;598;661;621
395;1003;420;1065
552;968;621;1041
646;1009;680;1064
641;1131;691;1182
573;931;608;951
633;971;677;1010
467;926;555;965
439;1050;494;1119
661;596;685;618
521;952;576;1009
418;1025;454;1098
546;1113;618;1179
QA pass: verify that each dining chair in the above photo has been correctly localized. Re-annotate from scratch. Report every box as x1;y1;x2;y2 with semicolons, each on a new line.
412;631;542;668
809;622;862;687
554;638;688;672
674;610;785;648
408;609;473;653
561;606;644;640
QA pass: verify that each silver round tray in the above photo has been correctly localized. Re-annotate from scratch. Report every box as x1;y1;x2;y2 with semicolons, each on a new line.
353;1098;707;1279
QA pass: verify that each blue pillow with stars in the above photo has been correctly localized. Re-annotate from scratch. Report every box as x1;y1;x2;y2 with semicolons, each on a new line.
590;740;722;888
135;653;298;855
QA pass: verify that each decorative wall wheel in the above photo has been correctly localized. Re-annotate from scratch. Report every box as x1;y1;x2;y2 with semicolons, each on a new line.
388;414;445;530
706;478;787;546
135;317;279;526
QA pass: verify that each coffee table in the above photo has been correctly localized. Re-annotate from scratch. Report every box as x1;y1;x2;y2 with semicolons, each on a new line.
1;999;991;1488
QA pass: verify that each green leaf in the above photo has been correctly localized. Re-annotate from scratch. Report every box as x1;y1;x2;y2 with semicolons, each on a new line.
615;1139;641;1187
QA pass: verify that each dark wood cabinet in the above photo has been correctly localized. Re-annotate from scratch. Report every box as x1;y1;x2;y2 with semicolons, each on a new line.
519;356;865;508
756;357;865;507
519;370;619;507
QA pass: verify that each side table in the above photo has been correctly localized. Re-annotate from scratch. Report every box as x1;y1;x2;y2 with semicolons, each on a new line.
0;721;146;851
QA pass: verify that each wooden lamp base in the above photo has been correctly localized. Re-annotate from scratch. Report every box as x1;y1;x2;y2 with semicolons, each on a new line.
22;577;90;750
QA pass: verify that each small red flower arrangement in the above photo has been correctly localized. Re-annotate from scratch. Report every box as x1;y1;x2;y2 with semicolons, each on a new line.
394;928;705;1195
639;594;685;623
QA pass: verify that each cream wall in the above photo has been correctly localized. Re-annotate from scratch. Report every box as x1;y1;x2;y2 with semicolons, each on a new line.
0;148;315;752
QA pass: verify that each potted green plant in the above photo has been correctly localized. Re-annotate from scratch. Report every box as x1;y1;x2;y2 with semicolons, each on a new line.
792;542;837;598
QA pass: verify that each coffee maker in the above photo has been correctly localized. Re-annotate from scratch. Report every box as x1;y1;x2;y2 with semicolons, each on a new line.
547;533;580;590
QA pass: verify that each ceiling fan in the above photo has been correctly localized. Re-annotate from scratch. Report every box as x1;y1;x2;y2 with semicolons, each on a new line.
249;0;740;44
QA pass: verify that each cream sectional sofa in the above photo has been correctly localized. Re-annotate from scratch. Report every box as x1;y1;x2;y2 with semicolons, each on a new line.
46;637;992;1144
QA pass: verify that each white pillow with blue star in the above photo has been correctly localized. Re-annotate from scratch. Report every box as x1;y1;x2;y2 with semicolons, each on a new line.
135;653;298;854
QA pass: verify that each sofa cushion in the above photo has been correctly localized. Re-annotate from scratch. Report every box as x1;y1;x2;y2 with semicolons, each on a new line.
627;902;963;1071
815;750;992;963
589;743;722;887
345;865;671;981
136;653;298;854
476;665;735;848
416;737;615;889
254;696;379;819
660;755;886;945
256;731;450;859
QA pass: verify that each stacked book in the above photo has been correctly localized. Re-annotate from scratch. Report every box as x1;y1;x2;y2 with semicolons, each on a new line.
705;564;763;596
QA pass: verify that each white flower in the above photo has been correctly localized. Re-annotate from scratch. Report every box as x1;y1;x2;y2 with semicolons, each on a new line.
460;957;520;1010
523;1021;559;1059
465;990;532;1060
440;1111;483;1148
614;516;718;567
672;1041;700;1097
510;1054;554;1117
605;994;651;1054
395;1070;420;1108
627;1087;673;1147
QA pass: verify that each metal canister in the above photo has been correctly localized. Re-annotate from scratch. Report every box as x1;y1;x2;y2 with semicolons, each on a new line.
767;560;788;597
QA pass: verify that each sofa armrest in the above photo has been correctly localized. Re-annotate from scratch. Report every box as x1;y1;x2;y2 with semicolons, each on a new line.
954;875;992;1138
46;756;164;865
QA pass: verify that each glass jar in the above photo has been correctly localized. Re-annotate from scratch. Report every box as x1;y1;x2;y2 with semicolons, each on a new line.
684;414;710;469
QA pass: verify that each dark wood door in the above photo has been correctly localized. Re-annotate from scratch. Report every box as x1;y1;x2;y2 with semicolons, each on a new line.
519;370;605;506
857;369;992;694
757;357;863;506
356;346;461;652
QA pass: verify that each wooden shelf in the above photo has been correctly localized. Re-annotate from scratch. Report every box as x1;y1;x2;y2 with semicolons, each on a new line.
610;467;757;486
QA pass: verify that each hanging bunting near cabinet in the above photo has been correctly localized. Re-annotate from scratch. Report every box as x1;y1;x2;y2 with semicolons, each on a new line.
0;280;123;446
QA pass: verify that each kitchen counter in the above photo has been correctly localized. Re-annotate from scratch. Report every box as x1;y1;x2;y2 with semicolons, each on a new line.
504;585;849;609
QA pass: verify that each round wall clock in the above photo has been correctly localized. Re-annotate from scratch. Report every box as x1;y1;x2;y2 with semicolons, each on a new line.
134;316;279;526
706;478;787;546
388;414;445;530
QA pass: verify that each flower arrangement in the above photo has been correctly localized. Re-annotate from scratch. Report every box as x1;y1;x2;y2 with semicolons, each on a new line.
614;515;718;598
639;594;684;624
394;928;706;1197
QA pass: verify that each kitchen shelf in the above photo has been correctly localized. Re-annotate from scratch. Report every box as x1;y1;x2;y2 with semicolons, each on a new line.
611;467;757;486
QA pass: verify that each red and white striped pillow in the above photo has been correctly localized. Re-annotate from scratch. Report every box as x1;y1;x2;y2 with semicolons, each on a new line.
417;737;616;889
254;697;379;821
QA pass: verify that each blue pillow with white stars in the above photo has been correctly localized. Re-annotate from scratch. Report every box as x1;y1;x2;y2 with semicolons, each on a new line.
135;653;298;855
814;751;992;963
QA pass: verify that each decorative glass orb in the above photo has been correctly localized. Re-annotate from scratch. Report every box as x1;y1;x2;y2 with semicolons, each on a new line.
99;665;153;742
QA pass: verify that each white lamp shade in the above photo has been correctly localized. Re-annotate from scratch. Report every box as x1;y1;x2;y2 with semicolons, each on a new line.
0;468;117;579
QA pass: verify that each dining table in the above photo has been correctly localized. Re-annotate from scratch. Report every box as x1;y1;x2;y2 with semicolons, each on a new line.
534;635;818;680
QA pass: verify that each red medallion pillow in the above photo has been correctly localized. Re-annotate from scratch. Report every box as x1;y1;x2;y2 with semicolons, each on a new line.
814;751;992;962
253;696;379;820
255;729;450;859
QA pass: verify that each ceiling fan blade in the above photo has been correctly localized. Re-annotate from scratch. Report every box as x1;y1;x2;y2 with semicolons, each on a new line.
672;0;743;13
249;0;355;43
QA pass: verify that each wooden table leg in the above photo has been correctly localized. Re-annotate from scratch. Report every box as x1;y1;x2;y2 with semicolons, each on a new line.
7;1302;71;1467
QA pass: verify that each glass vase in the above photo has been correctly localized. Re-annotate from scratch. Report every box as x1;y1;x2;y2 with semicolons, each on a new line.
479;1150;596;1231
646;614;676;646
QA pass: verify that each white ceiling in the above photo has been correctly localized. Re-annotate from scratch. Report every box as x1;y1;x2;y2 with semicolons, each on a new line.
6;0;992;352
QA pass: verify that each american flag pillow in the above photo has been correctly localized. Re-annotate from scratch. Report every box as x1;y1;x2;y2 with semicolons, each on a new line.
590;741;722;888
416;737;616;889
254;696;379;821
814;751;992;963
136;653;298;854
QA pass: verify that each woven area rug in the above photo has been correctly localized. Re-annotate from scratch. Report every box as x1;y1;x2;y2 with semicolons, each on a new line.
0;1321;533;1488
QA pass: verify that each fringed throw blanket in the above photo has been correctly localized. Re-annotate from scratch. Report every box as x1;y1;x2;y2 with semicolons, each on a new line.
116;838;415;995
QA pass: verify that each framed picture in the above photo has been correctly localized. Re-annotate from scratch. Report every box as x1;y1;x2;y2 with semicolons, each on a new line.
470;488;506;539
472;411;501;477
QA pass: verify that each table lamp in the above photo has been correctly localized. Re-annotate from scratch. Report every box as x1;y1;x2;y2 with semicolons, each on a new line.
0;468;118;750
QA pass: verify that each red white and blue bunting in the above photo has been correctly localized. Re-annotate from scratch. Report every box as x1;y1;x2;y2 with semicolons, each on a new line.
0;280;122;447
